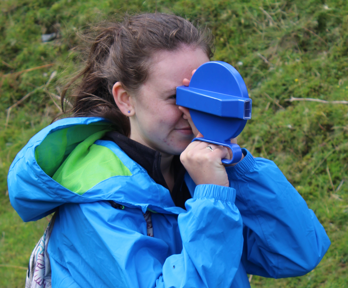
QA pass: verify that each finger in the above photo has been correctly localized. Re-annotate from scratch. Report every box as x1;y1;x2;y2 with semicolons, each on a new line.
182;78;190;86
193;142;227;158
182;69;197;86
230;137;238;144
194;141;219;151
199;143;232;161
220;146;232;160
185;140;217;155
211;145;230;158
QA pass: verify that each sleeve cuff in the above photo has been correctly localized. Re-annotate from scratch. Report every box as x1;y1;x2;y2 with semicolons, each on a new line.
226;148;256;180
194;184;236;203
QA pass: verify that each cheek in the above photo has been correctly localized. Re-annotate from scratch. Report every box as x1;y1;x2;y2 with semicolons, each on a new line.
163;106;182;124
142;104;183;138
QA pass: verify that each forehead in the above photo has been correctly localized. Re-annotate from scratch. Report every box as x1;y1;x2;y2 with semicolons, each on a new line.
145;45;209;92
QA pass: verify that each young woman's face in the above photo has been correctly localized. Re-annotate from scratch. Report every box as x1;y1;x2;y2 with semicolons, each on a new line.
129;45;209;155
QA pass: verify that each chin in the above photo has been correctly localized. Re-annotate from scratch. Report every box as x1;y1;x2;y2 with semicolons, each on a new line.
156;137;192;155
169;143;191;155
158;142;189;156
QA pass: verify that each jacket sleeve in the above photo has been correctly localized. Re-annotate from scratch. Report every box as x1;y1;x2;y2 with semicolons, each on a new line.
226;149;331;278
48;184;243;288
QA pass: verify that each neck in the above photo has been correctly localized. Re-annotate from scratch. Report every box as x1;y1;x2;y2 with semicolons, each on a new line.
160;152;175;192
129;131;175;191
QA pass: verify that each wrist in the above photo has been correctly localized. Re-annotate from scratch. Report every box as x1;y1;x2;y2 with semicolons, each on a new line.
193;177;229;187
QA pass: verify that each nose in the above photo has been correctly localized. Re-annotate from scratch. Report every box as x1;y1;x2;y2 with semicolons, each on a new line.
178;106;189;120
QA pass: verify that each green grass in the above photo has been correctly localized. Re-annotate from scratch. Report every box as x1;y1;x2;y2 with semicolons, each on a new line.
1;0;347;287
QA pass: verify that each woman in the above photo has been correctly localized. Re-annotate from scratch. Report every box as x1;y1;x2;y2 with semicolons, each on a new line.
8;13;330;287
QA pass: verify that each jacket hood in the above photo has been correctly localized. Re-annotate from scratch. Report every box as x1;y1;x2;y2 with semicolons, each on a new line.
8;117;185;222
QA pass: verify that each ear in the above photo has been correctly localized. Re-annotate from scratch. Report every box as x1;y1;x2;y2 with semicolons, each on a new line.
112;82;134;116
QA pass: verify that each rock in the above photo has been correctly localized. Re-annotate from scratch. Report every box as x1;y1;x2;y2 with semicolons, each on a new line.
41;33;57;42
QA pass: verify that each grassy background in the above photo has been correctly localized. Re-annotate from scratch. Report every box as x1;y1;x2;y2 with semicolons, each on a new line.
1;0;347;287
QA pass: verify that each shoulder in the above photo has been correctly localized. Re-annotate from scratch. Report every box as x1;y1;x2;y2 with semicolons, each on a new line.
53;139;145;196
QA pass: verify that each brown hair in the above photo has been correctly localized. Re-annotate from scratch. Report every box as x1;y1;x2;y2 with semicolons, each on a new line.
61;13;214;136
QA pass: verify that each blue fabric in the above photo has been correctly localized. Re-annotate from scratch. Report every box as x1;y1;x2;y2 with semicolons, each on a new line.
8;117;331;287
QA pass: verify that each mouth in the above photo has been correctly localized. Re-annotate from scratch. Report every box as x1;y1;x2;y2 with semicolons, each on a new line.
175;126;193;135
176;126;192;130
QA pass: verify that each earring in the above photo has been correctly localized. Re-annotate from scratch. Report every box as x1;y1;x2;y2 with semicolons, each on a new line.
128;110;131;113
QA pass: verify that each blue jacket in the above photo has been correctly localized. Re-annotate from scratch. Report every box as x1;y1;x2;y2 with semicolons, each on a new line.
8;117;330;287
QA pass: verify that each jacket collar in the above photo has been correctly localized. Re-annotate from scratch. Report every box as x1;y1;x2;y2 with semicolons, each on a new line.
103;131;191;209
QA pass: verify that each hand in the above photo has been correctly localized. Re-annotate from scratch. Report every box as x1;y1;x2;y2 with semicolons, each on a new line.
180;139;230;187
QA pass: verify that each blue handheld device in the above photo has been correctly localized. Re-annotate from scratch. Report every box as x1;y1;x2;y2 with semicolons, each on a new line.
176;61;252;164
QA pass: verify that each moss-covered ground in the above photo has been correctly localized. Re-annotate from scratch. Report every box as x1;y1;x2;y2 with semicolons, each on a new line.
0;0;347;286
